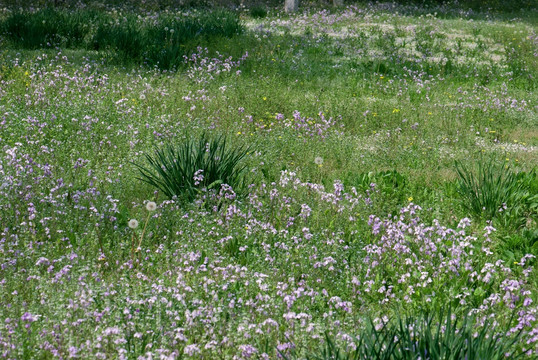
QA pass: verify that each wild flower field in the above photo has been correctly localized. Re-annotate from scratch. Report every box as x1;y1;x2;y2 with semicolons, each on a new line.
0;1;537;358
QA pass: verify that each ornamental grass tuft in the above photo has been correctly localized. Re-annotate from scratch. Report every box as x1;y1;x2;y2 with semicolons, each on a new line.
297;309;525;360
134;133;251;201
455;156;526;222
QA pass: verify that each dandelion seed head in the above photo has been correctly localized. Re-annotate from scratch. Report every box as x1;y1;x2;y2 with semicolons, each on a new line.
128;219;139;229
146;201;157;212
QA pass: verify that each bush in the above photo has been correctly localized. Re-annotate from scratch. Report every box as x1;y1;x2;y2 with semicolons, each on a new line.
134;134;251;201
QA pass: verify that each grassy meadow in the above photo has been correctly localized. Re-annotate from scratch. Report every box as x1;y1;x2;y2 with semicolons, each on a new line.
0;1;537;358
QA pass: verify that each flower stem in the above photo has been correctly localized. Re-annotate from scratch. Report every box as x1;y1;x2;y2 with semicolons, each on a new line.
130;232;136;262
137;213;151;263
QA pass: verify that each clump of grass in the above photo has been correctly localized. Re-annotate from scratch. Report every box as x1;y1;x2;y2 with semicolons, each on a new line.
93;10;243;68
250;5;268;19
134;134;251;201
1;8;97;49
501;228;538;263
346;169;409;215
454;156;525;221
351;170;407;195
294;309;524;360
1;8;243;69
494;170;538;230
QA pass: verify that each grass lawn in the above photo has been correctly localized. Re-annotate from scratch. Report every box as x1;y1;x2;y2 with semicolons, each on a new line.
0;1;537;358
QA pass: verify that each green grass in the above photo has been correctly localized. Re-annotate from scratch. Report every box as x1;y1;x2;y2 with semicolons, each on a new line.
0;1;537;358
1;8;243;68
297;309;526;360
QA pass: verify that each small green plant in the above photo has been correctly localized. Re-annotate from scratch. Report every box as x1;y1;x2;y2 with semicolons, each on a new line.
501;228;538;263
493;169;538;229
350;170;407;194
134;134;251;201
455;157;525;221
